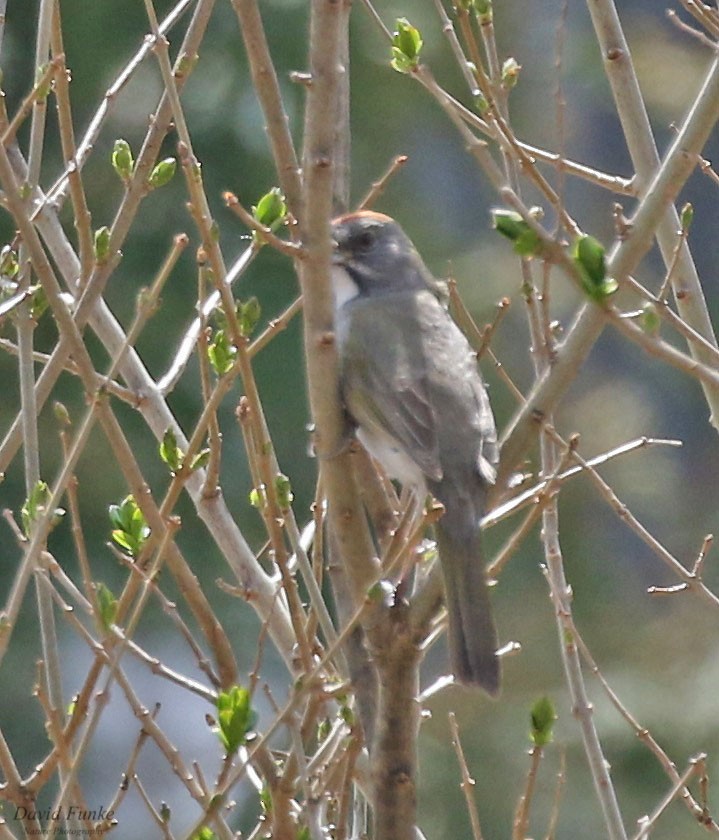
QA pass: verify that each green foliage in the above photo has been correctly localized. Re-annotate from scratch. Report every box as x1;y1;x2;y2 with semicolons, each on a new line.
112;139;134;182
95;582;118;632
572;234;617;302
680;201;694;231
160;428;209;474
252;188;287;245
93;226;111;263
148;157;177;190
529;695;556;747
0;245;19;280
237;296;261;338
259;787;272;813
492;209;543;256
391;18;423;74
21;480;65;537
474;0;493;21
207;329;237;375
215;685;257;754
159;428;184;473
191;829;217;840
640;302;660;335
108;495;150;557
274;473;293;510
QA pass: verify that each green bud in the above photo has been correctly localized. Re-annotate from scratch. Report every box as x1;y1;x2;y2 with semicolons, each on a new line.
259;788;272;814
0;245;19;279
391;18;423;74
34;63;52;101
491;209;543;257
159;427;184;472
252;187;287;238
501;57;521;89
191;828;218;840
108;495;150;557
29;286;49;321
175;52;198;78
474;0;493;21
148;157;177;190
112;139;134;182
640;302;661;335
529;695;556;747
95;582;118;632
207;328;237;375
680;202;693;232
274;473;294;510
189;448;211;471
53;401;71;427
249;486;265;510
215;685;257;754
572;234;617;301
93;226;111;263
21;480;65;537
317;718;331;742
160;802;171;823
237;296;261;338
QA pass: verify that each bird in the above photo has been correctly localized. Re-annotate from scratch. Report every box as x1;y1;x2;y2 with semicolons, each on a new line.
331;210;500;695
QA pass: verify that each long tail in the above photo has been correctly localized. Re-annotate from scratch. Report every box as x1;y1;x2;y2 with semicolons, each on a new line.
434;497;500;695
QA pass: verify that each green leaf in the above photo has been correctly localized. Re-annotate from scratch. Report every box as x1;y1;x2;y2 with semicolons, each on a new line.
252;187;287;240
249;486;265;510
159;428;184;472
108;495;150;557
191;829;218;840
572;234;617;301
530;695;556;747
640;302;660;335
0;245;19;279
259;788;272;814
29;285;50;320
274;473;293;510
96;582;118;632
215;685;257;754
391;18;423;74
93;226;111;263
189;448;211;471
207;329;237;375
474;0;493;21
21;480;65;537
112;139;134;182
237;296;261;338
148;157;177;190
491;209;542;257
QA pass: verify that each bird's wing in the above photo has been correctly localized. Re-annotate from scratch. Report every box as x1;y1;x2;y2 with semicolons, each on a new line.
340;299;444;482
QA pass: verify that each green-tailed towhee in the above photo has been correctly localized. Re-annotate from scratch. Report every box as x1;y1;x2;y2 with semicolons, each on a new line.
331;210;500;695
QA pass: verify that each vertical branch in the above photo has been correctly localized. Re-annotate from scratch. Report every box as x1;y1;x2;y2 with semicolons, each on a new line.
298;0;377;611
586;0;719;429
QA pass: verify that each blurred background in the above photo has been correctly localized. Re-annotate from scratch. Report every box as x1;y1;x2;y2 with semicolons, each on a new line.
2;1;719;837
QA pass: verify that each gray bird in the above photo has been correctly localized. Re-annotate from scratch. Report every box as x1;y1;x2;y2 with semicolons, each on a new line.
331;210;500;695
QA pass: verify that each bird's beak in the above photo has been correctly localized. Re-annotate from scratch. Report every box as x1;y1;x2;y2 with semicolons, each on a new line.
331;237;346;266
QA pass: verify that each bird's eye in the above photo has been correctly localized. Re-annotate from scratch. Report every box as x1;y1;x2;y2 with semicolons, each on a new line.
353;229;376;251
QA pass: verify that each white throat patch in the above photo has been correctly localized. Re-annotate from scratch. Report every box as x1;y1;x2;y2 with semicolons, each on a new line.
331;265;360;310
